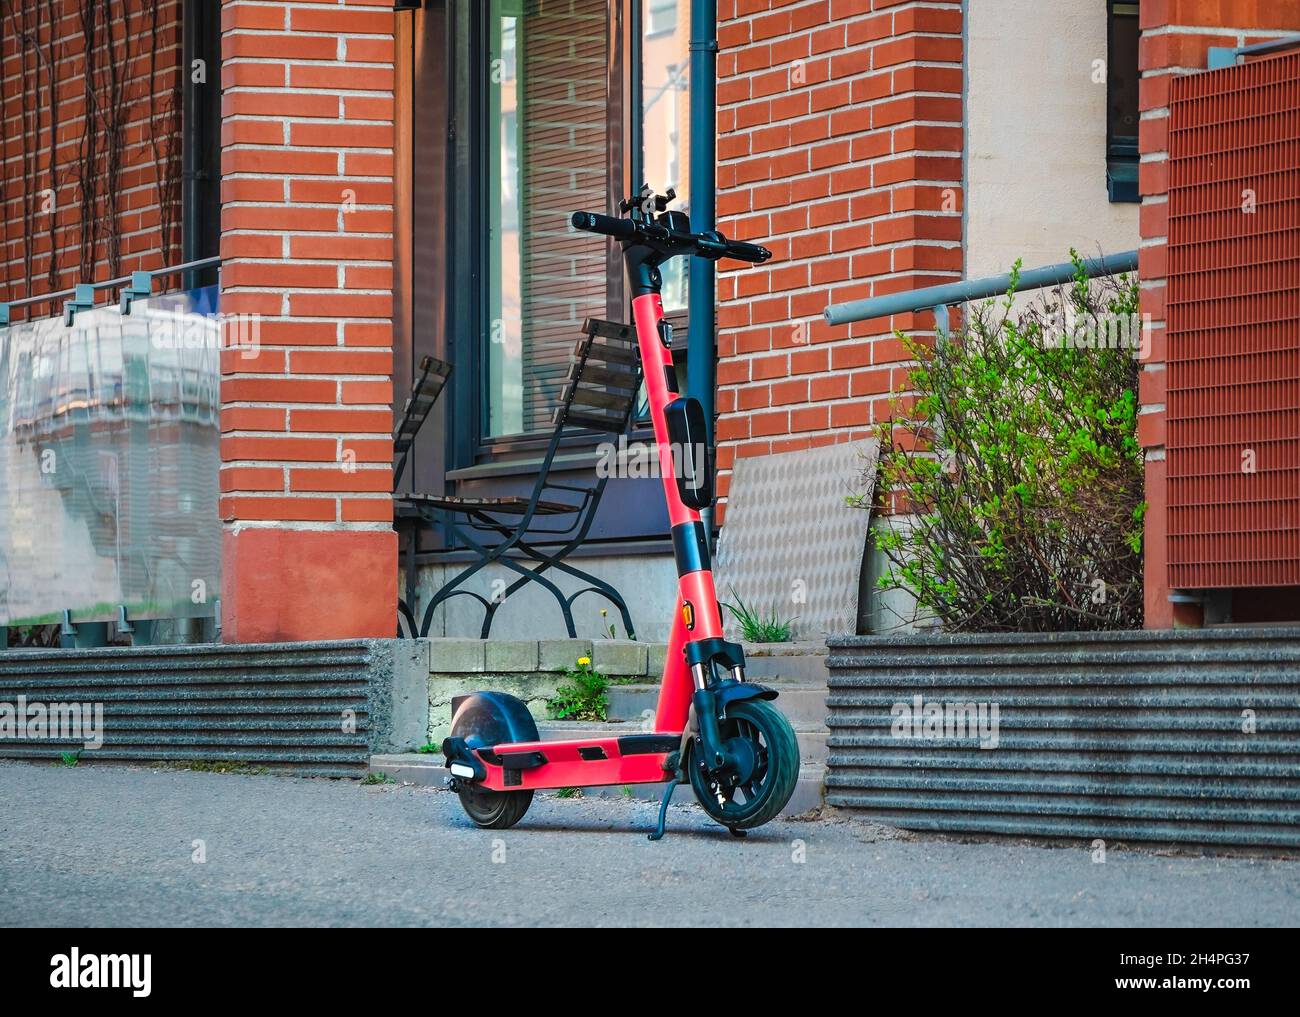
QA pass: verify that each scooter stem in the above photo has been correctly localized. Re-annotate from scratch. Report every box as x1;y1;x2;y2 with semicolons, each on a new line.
630;291;727;725
572;199;772;738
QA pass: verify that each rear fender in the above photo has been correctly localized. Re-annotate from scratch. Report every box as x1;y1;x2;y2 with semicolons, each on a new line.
443;692;540;781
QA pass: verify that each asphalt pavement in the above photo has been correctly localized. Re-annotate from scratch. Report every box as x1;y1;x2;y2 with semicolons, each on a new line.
2;761;1297;927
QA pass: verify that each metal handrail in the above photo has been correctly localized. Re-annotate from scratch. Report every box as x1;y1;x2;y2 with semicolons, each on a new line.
3;286;78;311
1;256;221;326
1209;34;1300;70
823;250;1138;328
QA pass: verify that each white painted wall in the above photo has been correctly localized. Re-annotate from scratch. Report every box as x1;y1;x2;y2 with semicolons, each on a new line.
408;553;679;641
965;0;1140;277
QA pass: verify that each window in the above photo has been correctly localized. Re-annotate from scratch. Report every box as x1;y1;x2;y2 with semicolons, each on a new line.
641;0;690;310
475;0;690;444
182;0;222;286
646;0;678;37
1107;1;1140;203
482;0;612;440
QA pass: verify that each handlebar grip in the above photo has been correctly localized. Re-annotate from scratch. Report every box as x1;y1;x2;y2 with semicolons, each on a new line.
571;210;636;241
724;239;772;264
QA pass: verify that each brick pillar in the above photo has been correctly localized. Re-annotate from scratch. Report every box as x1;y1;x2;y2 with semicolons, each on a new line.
1137;0;1300;628
219;0;396;642
713;0;964;517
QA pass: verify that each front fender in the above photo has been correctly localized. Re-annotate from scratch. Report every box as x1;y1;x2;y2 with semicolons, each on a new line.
714;680;779;718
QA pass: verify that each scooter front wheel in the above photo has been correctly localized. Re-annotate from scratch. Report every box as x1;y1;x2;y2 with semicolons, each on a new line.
688;699;800;831
456;786;534;830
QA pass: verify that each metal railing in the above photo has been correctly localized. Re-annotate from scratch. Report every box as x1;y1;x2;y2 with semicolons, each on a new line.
823;250;1139;330
0;256;221;327
1209;33;1300;70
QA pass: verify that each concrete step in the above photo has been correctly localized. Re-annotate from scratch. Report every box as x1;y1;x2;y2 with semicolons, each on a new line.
539;719;827;765
370;753;448;785
607;683;828;727
740;642;830;684
369;753;823;819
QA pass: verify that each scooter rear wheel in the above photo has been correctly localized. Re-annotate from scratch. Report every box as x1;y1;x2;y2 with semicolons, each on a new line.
456;786;534;830
688;699;800;831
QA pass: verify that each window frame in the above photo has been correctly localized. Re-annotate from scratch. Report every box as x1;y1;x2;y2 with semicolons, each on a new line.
1106;0;1141;204
447;0;693;463
395;0;697;557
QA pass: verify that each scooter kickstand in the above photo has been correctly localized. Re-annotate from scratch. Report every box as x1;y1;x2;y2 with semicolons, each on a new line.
648;779;680;841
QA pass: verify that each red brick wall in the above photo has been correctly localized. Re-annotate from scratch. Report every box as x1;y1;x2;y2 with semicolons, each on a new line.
219;0;396;642
1137;0;1300;628
713;0;964;519
0;1;183;311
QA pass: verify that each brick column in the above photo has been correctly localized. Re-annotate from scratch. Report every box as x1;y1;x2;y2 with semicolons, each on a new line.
713;0;964;517
219;0;396;642
1137;0;1300;628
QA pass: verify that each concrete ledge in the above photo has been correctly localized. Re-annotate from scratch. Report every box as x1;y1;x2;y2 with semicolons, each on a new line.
538;639;593;671
428;673;565;744
485;640;539;672
429;638;659;679
426;639;662;743
591;639;648;676
428;639;486;674
423;638;831;743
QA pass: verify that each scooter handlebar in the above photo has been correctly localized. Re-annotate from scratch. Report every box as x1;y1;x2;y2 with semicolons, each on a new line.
723;239;772;264
571;210;772;265
570;210;636;241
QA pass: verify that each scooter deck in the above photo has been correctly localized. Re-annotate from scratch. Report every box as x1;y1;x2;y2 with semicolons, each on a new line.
471;732;681;792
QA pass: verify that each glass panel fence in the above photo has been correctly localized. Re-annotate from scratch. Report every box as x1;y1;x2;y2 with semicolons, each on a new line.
0;286;221;629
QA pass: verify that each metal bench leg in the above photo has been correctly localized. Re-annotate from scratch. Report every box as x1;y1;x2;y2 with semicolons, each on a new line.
488;551;578;637
510;540;637;639
417;515;510;636
445;512;583;638
416;512;577;638
422;587;495;637
398;598;418;638
404;521;419;624
562;585;636;641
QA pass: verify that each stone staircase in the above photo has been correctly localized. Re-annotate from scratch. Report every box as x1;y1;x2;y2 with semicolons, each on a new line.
374;641;830;816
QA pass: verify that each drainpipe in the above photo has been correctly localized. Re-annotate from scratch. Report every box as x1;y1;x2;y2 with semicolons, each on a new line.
182;0;220;293
181;0;198;292
687;0;718;531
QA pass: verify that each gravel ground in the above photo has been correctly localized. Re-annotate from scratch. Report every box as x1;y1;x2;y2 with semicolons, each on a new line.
1;760;1297;928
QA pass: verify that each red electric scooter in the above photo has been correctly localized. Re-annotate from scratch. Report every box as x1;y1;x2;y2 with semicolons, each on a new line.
442;190;799;839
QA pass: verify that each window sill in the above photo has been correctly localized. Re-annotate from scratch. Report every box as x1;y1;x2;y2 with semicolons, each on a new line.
446;451;599;482
451;429;658;482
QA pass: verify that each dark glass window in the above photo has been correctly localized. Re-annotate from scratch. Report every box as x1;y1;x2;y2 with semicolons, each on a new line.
1107;1;1141;203
482;0;611;439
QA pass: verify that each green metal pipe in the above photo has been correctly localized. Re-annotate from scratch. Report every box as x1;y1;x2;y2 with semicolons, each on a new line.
686;0;718;444
823;250;1139;327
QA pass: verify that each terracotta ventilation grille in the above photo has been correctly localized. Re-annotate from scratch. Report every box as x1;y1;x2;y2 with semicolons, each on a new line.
1165;52;1300;591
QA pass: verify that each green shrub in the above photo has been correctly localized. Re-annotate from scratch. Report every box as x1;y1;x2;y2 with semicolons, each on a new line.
863;253;1145;632
546;656;608;721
